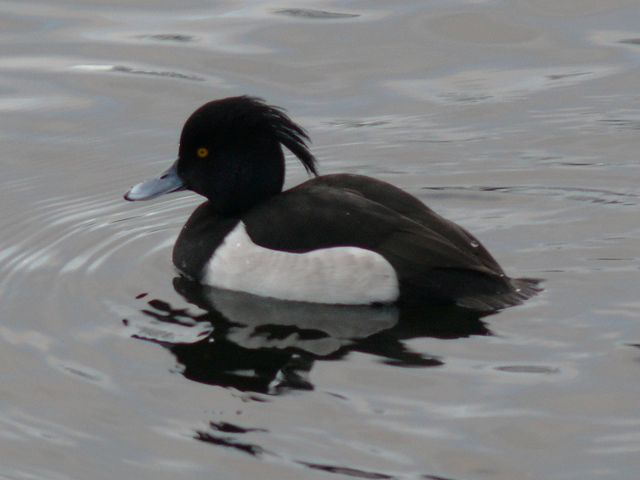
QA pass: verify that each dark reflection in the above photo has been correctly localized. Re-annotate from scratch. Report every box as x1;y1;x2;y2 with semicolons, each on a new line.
631;343;640;364
546;72;589;81
136;33;195;43
273;8;360;19
111;65;204;82
195;423;267;457
300;462;395;479
127;276;492;395
619;38;640;46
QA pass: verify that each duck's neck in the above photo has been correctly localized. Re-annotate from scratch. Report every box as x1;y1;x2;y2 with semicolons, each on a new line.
210;137;285;216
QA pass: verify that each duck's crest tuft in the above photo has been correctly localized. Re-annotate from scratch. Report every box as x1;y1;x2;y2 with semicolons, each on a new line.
238;96;318;176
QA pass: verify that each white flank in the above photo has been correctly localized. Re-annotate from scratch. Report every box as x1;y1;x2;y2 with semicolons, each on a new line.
203;222;399;305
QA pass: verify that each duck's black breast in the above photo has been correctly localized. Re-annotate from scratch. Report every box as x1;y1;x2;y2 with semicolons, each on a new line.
172;205;240;280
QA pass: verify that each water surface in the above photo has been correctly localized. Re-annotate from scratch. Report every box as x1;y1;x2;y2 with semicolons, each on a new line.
1;1;639;479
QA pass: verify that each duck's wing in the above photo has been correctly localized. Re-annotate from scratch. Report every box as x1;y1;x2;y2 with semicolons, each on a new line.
245;182;482;266
243;180;534;308
309;174;505;274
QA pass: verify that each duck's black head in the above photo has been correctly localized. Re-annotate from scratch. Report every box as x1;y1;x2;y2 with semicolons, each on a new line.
125;96;317;215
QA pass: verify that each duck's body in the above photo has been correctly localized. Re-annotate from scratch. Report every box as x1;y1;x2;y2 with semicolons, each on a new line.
126;96;538;311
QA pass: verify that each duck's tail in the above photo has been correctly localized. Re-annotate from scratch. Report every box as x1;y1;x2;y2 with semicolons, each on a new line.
456;277;542;312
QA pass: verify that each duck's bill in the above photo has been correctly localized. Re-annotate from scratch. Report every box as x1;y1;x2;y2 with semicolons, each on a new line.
124;160;185;201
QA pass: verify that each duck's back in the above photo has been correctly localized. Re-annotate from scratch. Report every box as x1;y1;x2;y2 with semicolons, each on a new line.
307;174;504;273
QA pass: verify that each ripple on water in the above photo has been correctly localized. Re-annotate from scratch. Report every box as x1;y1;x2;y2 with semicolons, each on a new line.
386;65;619;104
1;192;171;282
72;64;206;82
273;8;360;20
422;185;639;207
0;172;196;348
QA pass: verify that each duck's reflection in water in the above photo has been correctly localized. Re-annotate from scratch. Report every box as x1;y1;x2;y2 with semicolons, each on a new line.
130;276;492;394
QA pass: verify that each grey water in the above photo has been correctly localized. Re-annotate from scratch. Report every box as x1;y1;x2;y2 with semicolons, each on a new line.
1;1;639;479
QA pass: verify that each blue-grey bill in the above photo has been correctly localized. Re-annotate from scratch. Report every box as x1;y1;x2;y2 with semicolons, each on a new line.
124;160;185;201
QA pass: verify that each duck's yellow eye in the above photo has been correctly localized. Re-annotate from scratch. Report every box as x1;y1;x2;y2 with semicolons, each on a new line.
196;147;209;159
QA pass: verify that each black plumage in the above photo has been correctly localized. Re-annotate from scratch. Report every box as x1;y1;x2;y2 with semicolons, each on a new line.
127;96;540;311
